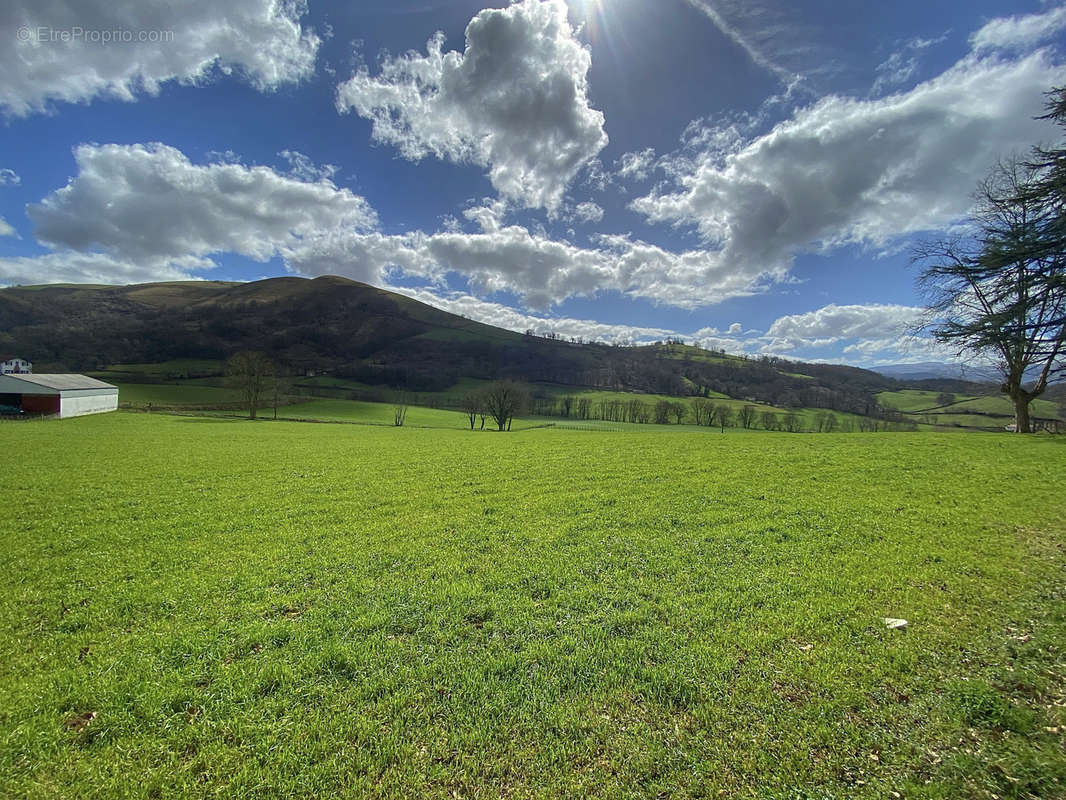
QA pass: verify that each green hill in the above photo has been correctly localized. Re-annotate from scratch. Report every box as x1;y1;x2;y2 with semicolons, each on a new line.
0;276;966;425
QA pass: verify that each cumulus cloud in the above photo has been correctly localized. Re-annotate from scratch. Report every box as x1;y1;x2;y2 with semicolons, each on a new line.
765;303;923;349
632;41;1066;287
970;5;1066;53
0;218;16;237
30;142;377;267
1;0;320;116
0;168;20;186
7;141;780;307
286;224;778;311
335;0;606;210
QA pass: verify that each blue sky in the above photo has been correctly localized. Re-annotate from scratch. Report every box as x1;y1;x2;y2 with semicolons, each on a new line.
1;0;1065;366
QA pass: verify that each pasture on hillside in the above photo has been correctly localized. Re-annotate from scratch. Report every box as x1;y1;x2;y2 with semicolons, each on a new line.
878;390;1065;432
2;414;1065;798
105;378;878;433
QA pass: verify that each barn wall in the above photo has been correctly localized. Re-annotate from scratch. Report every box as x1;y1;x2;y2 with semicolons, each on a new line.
60;392;118;418
22;395;61;414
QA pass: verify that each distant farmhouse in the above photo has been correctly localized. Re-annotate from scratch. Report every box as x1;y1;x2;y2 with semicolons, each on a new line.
1;355;32;374
0;374;118;418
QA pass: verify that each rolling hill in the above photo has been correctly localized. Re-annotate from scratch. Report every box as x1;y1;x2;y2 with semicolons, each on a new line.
0;276;1003;423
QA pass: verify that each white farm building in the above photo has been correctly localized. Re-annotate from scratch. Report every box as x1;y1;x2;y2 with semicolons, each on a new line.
0;374;118;418
1;356;32;374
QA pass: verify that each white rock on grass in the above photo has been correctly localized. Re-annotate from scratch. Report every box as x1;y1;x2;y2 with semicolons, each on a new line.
883;617;908;630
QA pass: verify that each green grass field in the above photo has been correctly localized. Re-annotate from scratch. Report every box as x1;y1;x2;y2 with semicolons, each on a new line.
2;414;1065;798
878;390;1063;420
110;383;243;407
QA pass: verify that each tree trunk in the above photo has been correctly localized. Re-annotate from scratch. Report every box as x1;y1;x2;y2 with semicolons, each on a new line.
1012;392;1032;433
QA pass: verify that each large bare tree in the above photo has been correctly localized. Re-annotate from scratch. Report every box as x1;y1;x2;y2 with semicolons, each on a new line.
482;380;530;431
226;351;275;420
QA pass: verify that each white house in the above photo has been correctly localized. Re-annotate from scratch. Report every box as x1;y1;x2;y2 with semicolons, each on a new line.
0;373;118;418
0;356;32;374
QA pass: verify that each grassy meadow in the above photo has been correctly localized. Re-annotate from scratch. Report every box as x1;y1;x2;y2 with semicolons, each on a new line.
878;390;1064;431
2;413;1066;798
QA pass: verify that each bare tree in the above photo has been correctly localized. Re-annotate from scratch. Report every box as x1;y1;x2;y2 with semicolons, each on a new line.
738;404;758;429
653;399;671;425
761;410;779;431
226;351;274;420
782;411;801;433
816;410;839;433
914;155;1065;432
393;394;409;427
713;404;733;432
482;380;530;431
691;397;711;426
460;390;483;430
271;375;293;420
670;401;687;425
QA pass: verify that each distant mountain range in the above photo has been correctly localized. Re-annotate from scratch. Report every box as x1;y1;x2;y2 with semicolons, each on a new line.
0;276;985;416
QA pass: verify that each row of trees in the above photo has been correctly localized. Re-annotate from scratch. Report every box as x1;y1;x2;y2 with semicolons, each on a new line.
226;354;926;432
523;392;916;432
916;87;1066;433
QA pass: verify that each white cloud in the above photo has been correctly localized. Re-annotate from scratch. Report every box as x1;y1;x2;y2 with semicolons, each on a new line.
582;159;611;192
842;334;961;365
616;148;656;182
1;0;320;116
278;150;337;182
386;285;675;344
29;143;377;269
0;168;20;186
570;201;604;224
377;297;948;365
766;303;923;343
7;141;779;307
871;35;948;97
0;251;200;285
461;199;509;233
335;0;607;210
682;0;801;88
633;46;1066;287
970;6;1066;53
286;224;778;311
0;218;16;237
